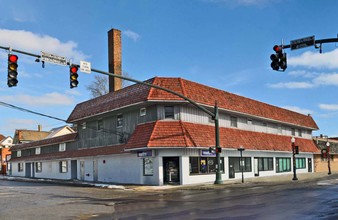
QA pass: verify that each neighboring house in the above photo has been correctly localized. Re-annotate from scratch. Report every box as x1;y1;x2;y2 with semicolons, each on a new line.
0;135;13;174
13;125;51;144
9;77;319;185
44;126;75;139
313;136;338;173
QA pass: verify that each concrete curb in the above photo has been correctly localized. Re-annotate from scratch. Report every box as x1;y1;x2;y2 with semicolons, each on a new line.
1;172;337;192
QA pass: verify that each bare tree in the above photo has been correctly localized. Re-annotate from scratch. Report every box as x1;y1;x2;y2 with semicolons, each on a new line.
86;75;109;98
86;72;133;98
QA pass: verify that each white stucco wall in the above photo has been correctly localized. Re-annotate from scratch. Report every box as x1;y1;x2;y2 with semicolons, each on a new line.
34;160;71;179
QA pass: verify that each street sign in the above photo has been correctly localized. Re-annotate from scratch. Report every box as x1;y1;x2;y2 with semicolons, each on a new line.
290;36;315;50
41;51;67;66
80;61;91;74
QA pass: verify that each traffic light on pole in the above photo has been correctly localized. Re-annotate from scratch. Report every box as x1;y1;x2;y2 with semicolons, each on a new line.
270;45;287;71
295;146;299;154
7;54;18;87
69;64;79;88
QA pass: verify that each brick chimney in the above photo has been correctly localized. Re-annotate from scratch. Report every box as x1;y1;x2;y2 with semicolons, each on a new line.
108;28;122;92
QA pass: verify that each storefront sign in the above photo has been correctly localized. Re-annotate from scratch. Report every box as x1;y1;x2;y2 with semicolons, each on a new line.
137;150;153;157
201;150;216;156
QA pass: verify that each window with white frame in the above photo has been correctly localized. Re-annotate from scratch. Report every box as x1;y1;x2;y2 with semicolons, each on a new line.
230;116;238;128
17;150;21;157
59;143;66;152
59;161;68;173
140;108;146;116
35;147;41;155
117;114;123;128
18;162;23;172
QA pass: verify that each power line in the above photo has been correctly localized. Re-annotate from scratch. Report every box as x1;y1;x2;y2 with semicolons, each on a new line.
0;101;67;122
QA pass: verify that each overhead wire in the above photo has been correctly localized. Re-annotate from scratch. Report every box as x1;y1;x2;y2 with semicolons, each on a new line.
0;101;67;122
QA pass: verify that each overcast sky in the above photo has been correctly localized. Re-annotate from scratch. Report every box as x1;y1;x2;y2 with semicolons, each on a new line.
1;0;338;138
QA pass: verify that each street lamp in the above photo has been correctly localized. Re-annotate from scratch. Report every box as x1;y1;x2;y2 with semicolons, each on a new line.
326;141;331;175
237;146;245;183
291;137;298;181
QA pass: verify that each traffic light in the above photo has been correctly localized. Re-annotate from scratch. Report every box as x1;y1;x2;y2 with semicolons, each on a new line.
270;45;287;71
69;64;79;88
295;146;299;154
215;147;222;153
7;54;18;87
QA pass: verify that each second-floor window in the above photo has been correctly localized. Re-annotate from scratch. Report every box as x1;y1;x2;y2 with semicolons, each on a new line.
59;143;66;152
117;114;123;128
298;129;302;137
35;147;41;155
230;116;238;128
17;150;21;157
98;119;103;130
82;122;86;130
165;106;174;119
140;108;146;116
291;128;296;136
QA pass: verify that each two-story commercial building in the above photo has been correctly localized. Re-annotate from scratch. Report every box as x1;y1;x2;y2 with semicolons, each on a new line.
9;76;319;185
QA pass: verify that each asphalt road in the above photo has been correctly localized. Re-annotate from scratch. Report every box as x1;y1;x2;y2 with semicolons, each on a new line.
1;177;338;220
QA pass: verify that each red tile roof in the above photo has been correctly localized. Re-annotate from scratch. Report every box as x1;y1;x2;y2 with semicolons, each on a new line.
67;77;318;129
10;121;319;162
125;121;320;153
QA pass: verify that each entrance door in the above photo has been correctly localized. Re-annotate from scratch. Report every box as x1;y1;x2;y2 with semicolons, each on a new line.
25;163;31;178
80;161;85;181
308;158;312;172
228;160;235;178
93;159;98;182
163;157;180;184
71;160;77;179
254;158;259;176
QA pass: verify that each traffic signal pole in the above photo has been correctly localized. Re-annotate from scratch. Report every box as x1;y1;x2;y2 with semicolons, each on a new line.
0;45;224;185
270;36;338;72
280;37;338;50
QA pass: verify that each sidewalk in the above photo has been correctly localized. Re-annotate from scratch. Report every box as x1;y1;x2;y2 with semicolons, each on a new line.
131;172;338;191
1;172;336;191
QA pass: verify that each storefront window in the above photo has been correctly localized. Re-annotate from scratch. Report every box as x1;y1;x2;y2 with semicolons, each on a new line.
276;157;291;172
229;157;252;173
189;157;224;175
256;157;273;171
296;158;306;169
